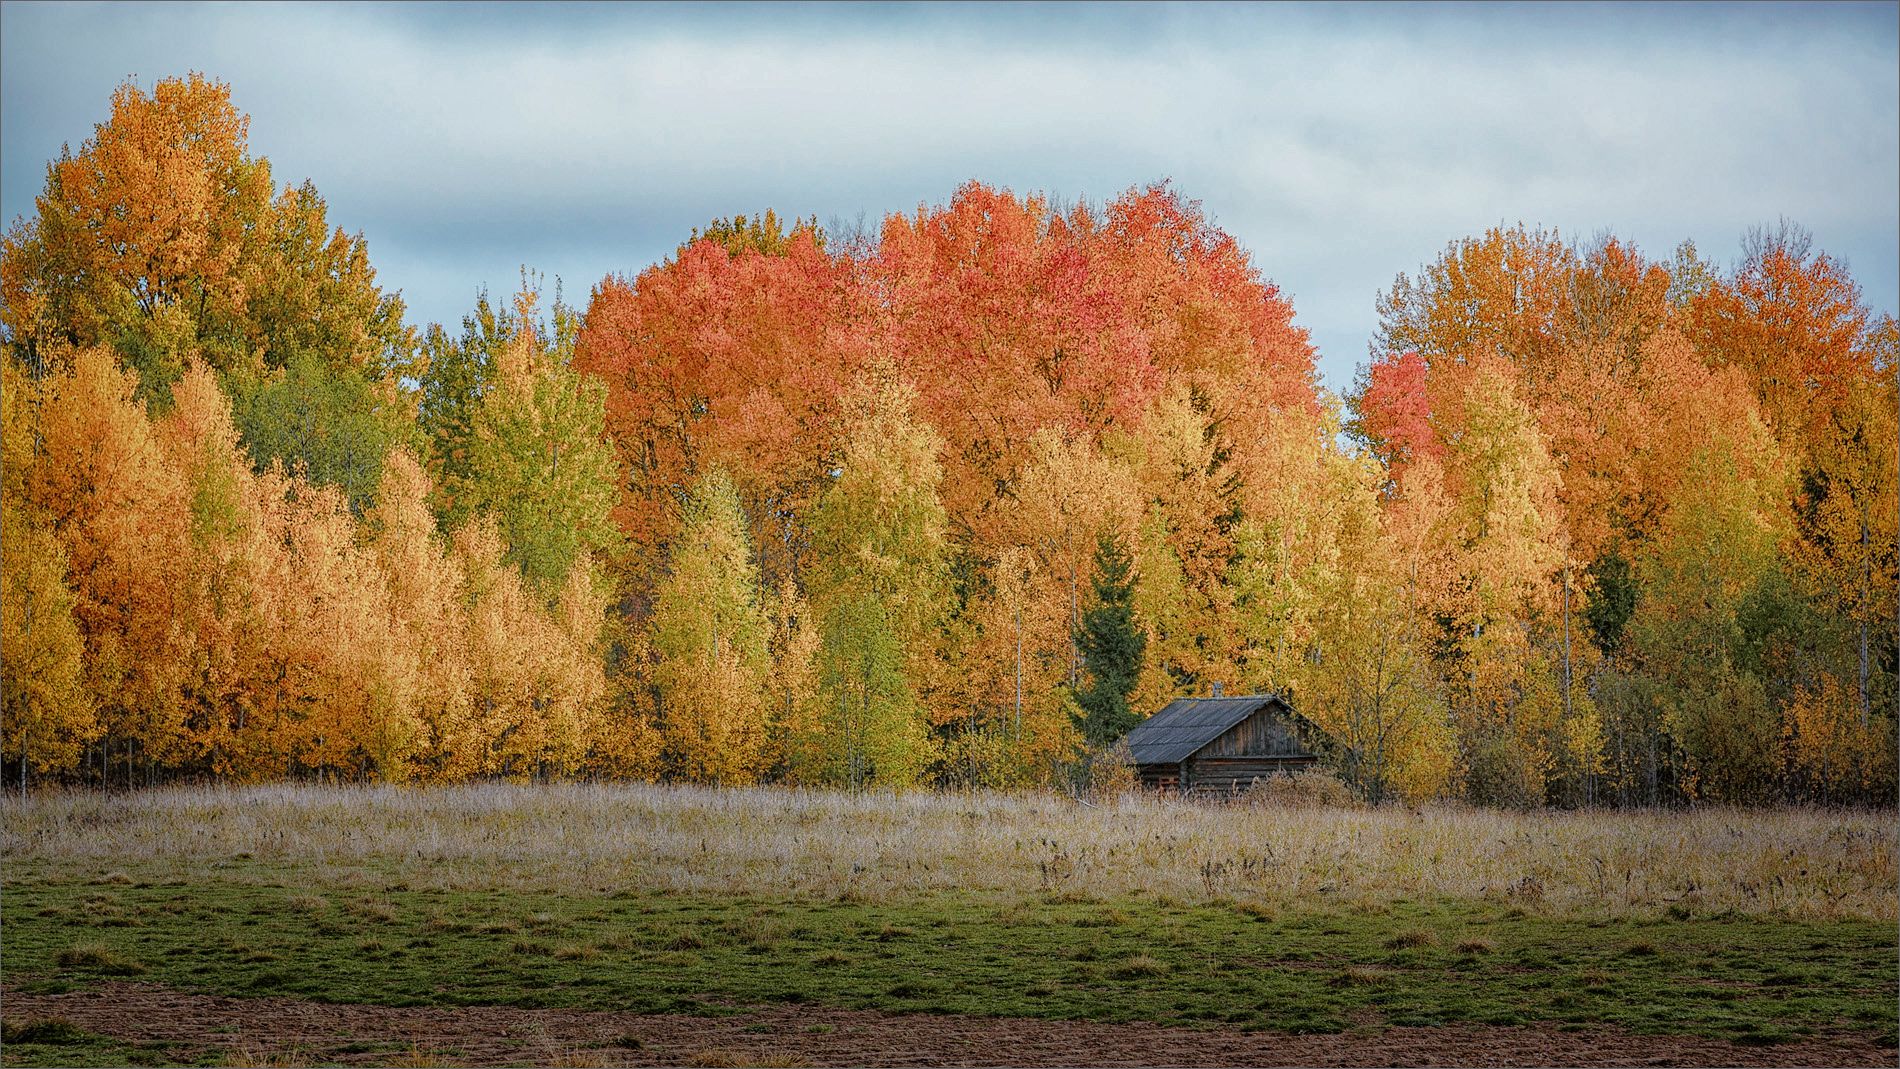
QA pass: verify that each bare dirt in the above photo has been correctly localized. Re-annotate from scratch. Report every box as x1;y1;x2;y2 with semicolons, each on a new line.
2;982;1891;1068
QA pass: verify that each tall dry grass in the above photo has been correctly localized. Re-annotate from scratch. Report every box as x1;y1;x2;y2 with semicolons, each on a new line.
2;783;1892;921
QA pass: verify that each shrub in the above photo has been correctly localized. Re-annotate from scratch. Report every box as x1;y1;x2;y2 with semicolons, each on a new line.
1065;740;1138;801
1244;770;1360;809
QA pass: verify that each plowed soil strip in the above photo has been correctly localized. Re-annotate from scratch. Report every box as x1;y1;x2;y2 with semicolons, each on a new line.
2;983;1890;1067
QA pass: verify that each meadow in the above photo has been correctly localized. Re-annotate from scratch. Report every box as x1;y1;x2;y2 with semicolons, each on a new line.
1;785;1895;1066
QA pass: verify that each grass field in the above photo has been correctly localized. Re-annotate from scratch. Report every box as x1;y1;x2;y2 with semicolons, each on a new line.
1;785;1895;1067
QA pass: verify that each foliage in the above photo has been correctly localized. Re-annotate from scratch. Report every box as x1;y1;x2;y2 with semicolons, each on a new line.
460;290;621;597
679;209;824;260
806;364;947;787
0;74;413;402
648;470;772;784
2;77;1894;805
229;352;412;514
415;286;515;528
1073;531;1146;745
0;508;98;779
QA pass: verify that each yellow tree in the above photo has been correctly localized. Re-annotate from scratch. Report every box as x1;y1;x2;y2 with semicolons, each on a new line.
942;543;1077;785
1128;506;1194;718
989;547;1044;761
249;470;406;779
0;509;97;786
239;179;417;381
648;469;772;784
1293;467;1455;804
1;358;98;786
1120;383;1246;692
807;362;947;788
457;518;546;777
1000;428;1137;691
155;362;266;775
454;518;603;779
1627;382;1789;803
546;549;611;774
1436;361;1569;803
764;575;825;783
972;429;1134;779
462;291;622;597
1784;675;1895;803
1790;351;1898;728
1778;341;1898;799
1228;400;1369;697
23;347;194;779
368;449;473;780
0;75;413;396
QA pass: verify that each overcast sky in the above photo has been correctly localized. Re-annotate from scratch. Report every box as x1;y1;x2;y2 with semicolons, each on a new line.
4;1;1896;391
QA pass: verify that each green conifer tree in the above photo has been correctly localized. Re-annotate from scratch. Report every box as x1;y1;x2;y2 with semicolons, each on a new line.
1075;531;1146;745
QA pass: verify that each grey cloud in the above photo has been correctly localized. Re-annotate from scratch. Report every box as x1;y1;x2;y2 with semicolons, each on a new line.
3;1;1894;391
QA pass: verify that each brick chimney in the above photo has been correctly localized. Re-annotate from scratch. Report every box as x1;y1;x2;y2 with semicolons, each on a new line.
1210;681;1224;698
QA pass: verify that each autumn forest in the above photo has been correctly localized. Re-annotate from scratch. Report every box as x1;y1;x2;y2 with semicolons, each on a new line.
3;74;1895;807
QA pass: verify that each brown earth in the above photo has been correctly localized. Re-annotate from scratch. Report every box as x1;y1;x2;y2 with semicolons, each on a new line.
1;982;1891;1068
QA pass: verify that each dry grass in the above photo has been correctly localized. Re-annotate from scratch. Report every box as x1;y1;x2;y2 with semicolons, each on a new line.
217;1042;313;1068
55;941;144;975
2;783;1893;921
685;1050;813;1068
1110;953;1170;978
1328;965;1388;988
384;1044;456;1068
284;893;328;915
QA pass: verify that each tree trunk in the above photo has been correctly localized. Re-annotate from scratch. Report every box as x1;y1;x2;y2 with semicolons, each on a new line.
1858;514;1870;726
1562;561;1573;725
1014;604;1023;743
1069;568;1080;689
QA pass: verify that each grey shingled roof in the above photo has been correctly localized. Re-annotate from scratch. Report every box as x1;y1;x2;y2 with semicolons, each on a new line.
1124;695;1287;765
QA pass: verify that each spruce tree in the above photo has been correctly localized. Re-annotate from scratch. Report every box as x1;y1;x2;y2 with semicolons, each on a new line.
1075;531;1146;745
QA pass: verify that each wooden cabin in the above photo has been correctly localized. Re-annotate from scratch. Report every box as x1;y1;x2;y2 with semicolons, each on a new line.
1123;687;1324;794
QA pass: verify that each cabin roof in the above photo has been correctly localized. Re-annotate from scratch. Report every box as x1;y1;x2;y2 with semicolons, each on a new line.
1123;694;1290;765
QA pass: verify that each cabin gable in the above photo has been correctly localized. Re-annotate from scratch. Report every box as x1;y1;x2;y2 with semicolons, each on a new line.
1194;700;1318;757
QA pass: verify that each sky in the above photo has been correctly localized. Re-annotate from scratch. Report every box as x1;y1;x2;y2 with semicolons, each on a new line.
3;1;1896;392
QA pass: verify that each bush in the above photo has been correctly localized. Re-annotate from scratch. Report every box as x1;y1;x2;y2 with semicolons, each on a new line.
1066;740;1137;801
1463;732;1542;809
1243;769;1360;809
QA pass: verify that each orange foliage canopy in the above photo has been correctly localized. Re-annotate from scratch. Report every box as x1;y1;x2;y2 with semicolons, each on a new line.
575;181;1317;582
574;227;868;581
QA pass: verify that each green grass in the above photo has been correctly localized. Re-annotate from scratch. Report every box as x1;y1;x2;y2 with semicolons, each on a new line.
2;869;1894;1060
0;1017;198;1068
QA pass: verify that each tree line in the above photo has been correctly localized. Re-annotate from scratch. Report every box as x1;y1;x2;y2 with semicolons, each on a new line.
2;75;1893;804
